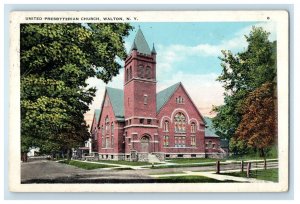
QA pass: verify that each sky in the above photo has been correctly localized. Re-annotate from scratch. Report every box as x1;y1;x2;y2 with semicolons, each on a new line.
84;21;276;126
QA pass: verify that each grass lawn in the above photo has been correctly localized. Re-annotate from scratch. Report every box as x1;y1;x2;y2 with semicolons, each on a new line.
222;168;278;182
156;175;238;183
59;160;115;170
96;160;158;166
167;158;224;164
228;155;278;161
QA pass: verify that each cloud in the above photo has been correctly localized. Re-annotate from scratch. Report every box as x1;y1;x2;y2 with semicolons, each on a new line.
84;22;276;124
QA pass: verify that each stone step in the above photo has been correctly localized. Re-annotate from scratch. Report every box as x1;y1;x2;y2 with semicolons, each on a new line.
148;154;160;163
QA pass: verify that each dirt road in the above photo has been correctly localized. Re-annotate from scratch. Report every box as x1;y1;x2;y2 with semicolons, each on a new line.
21;160;154;183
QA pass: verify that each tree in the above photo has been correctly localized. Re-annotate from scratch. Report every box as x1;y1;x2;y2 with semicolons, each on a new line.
20;23;132;159
235;82;277;158
212;26;276;144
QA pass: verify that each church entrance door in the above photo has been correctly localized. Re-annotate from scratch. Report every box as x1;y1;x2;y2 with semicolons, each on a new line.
140;135;150;153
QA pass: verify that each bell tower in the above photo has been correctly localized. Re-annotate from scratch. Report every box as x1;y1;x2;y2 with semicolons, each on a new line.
124;27;157;119
123;27;158;155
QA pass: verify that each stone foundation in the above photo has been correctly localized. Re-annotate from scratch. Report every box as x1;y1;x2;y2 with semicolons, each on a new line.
152;152;165;161
165;153;205;159
137;153;149;162
205;153;226;159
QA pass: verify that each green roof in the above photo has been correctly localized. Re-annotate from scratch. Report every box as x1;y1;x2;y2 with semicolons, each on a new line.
94;109;101;123
130;28;151;55
106;87;124;119
156;82;181;112
204;117;219;138
220;139;229;148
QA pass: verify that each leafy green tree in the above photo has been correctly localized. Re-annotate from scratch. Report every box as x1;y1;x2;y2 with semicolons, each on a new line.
212;26;276;144
213;27;276;140
21;23;132;160
229;137;250;155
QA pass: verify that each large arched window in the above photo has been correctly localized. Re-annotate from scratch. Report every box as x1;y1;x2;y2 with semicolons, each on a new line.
163;120;169;132
174;112;186;133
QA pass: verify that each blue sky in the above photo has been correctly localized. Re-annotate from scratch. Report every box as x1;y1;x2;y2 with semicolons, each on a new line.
85;21;276;125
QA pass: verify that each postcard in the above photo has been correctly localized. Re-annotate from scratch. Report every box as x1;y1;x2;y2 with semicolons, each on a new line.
9;11;289;192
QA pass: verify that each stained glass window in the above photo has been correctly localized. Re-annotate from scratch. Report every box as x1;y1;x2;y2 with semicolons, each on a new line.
174;112;186;133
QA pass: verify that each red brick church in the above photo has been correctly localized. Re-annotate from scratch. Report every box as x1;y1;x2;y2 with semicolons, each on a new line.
90;28;225;161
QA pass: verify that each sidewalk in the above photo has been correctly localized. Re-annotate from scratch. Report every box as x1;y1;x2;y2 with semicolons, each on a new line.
150;167;277;183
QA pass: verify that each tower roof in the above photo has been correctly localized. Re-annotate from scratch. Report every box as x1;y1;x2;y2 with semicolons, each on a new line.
151;43;157;54
130;27;151;55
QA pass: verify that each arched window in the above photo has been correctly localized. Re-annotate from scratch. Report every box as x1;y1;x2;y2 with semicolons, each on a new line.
105;116;109;132
129;66;132;79
191;122;196;133
176;96;184;104
101;125;105;148
145;66;151;79
174;112;186;133
101;125;104;135
163;121;169;132
138;65;144;78
111;122;114;135
126;68;129;82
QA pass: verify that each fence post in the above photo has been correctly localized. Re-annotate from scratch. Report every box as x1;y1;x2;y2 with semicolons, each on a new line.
247;162;251;178
264;159;267;170
216;161;220;174
241;160;244;172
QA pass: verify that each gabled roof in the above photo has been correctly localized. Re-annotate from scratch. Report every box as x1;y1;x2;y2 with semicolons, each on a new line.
90;109;101;132
130;27;151;55
106;87;124;120
204;117;219;138
94;109;101;123
156;82;181;112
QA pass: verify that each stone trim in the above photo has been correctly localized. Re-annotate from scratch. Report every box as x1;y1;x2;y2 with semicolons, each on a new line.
159;116;172;128
124;77;157;86
131;140;159;143
189;118;202;131
165;153;205;155
124;124;158;128
170;108;190;124
126;116;157;120
163;147;198;149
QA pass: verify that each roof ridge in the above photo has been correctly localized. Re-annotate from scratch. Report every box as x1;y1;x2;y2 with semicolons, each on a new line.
157;82;181;94
106;86;123;91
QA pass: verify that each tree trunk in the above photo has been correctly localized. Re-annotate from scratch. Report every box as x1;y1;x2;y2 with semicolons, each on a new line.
21;152;28;162
259;148;265;158
67;149;72;160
